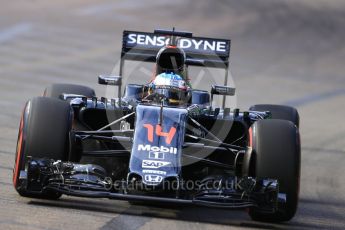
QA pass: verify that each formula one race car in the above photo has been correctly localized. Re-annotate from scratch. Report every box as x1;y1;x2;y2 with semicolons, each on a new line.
13;29;300;222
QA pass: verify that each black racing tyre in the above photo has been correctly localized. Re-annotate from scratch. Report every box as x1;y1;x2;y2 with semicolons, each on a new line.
43;83;95;99
13;97;73;199
249;119;301;222
249;104;299;127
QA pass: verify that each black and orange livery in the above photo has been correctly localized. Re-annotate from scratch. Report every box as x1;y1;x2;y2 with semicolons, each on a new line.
13;29;300;222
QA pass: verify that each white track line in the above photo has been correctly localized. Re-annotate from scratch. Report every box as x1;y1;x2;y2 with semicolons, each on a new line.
0;23;33;43
75;3;118;16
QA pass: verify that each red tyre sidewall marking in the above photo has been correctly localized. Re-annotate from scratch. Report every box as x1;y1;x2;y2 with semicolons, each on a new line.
248;127;253;147
13;105;27;188
245;127;253;214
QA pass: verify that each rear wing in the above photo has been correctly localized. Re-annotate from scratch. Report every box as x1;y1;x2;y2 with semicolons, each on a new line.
117;29;232;108
120;30;231;74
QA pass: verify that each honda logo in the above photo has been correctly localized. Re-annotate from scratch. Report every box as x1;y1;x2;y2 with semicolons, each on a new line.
144;174;163;183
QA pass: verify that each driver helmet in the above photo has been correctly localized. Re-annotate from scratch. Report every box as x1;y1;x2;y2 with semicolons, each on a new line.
151;72;189;105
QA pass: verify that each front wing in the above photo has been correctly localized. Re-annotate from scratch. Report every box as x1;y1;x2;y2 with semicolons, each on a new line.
18;158;286;212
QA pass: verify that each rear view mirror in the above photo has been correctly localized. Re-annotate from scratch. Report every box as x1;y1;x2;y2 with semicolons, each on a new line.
211;85;235;96
98;75;122;106
98;75;122;86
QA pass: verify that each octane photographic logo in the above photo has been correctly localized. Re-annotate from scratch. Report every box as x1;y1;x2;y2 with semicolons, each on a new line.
104;31;237;167
104;176;252;192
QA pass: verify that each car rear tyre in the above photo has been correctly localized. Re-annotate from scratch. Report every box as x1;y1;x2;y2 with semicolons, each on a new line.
249;104;299;127
13;97;73;199
43;83;95;99
248;119;301;222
